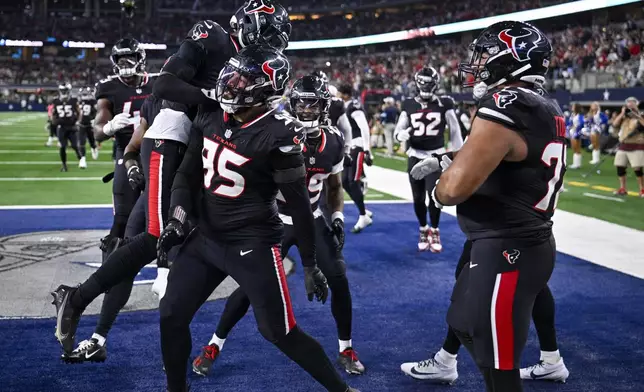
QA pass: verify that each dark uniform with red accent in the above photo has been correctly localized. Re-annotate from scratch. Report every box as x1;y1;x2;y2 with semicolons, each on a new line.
328;97;345;127
78;97;97;152
95;74;156;238
447;86;566;371
212;126;354;342
52;96;80;152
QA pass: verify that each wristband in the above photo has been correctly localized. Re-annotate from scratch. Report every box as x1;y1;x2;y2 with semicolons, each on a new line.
123;151;139;162
170;205;187;225
331;211;344;222
431;180;444;209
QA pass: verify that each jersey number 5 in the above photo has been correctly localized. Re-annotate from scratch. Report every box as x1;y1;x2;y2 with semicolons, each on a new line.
203;138;250;198
410;112;441;136
535;141;566;212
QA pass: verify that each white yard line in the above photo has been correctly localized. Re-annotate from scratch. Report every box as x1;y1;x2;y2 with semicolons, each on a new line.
582;192;625;202
0;150;61;154
0;161;112;165
365;165;644;279
0;177;103;181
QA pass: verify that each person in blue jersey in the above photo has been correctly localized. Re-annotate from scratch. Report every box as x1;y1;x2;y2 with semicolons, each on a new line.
568;103;586;169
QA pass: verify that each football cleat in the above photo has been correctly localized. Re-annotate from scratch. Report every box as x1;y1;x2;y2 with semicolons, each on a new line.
79;156;87;169
400;357;458;384
51;285;83;354
91;147;99;160
418;227;430;251
46;136;55;147
60;164;68;172
520;359;570;383
62;338;107;363
429;228;443;253
351;214;372;233
337;348;365;375
192;343;220;377
614;188;627;196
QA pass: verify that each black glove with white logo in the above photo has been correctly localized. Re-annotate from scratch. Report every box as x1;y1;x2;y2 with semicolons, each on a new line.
123;151;145;191
364;150;373;166
156;206;187;268
304;266;328;304
331;217;345;252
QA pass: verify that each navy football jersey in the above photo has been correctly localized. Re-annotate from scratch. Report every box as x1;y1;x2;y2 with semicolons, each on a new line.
400;96;454;151
277;126;345;218
51;97;79;127
457;86;567;240
140;95;163;125
78;98;97;126
95;73;157;148
185;106;306;242
328;98;345;127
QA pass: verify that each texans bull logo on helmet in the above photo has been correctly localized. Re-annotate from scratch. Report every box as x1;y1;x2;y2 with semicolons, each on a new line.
262;58;289;91
493;89;518;109
497;26;542;62
191;24;209;41
244;0;275;14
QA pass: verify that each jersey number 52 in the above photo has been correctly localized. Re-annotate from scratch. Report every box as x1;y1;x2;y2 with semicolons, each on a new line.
202;138;250;198
410;112;441;136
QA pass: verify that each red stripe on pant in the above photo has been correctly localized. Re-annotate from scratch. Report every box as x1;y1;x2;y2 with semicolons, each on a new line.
272;246;297;333
494;270;519;370
147;151;162;237
354;151;365;181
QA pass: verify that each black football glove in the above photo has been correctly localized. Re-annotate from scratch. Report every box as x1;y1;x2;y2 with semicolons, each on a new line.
157;206;187;268
364;151;373;166
331;218;345;252
343;153;353;167
303;266;328;304
126;164;145;191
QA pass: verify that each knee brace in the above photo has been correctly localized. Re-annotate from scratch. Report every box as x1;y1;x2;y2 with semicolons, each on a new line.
635;168;643;177
617;166;627;177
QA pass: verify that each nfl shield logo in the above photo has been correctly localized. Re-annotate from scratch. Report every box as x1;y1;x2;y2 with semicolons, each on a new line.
225;129;232;139
136;88;142;94
309;156;316;165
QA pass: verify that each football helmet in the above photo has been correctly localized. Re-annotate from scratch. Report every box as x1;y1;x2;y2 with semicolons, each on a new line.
312;70;329;84
58;83;72;100
290;75;331;129
215;45;290;114
458;20;552;89
79;86;95;101
415;66;439;99
110;38;146;78
229;0;291;50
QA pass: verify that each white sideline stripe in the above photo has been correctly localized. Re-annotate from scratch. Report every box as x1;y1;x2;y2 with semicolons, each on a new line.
365;165;644;279
0;136;53;140
582;192;625;202
0;177;103;181
0;161;112;165
0;150;61;153
0;200;411;210
374;151;407;161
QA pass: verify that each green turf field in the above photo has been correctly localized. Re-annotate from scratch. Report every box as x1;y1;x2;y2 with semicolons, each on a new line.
0;112;399;206
372;148;644;231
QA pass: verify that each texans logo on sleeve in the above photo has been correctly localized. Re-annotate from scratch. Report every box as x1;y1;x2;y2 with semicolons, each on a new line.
244;0;275;14
498;26;542;62
191;24;209;41
493;90;518;109
262;58;290;91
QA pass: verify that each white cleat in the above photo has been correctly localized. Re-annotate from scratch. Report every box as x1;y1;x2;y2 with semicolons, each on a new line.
520;359;570;383
91;148;99;160
45;136;54;147
351;214;373;233
418;227;430;252
429;228;443;253
78;156;87;169
400;357;458;384
366;210;373;218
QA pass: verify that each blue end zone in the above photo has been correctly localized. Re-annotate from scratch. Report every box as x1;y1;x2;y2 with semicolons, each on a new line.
0;204;642;391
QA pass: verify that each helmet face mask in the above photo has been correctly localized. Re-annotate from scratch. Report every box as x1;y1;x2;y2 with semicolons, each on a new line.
111;38;146;79
58;83;71;100
415;66;439;100
290;75;330;129
79;87;94;100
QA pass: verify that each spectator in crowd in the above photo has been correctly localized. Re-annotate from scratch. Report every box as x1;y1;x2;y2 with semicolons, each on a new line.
380;97;398;156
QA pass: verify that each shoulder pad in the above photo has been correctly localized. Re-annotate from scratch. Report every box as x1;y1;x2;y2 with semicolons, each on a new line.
477;88;531;129
350;99;361;109
321;125;344;140
97;75;117;85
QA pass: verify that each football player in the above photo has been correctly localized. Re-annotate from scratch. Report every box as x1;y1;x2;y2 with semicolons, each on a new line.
152;46;358;392
45;101;57;147
336;84;373;233
191;75;365;377
77;87;99;164
93;38;157;263
60;94;165;363
395;66;463;252
51;83;82;172
411;21;567;391
568;103;585;169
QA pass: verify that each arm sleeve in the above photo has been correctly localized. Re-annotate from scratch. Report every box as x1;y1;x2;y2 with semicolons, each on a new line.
351;109;371;151
446;109;464;149
336;113;351;142
272;149;316;267
394;110;409;136
170;123;204;216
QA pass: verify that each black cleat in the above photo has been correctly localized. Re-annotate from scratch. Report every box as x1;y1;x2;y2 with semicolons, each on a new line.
99;235;122;263
192;343;220;377
60;164;68;172
51;285;83;354
338;348;366;375
62;338;107;363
